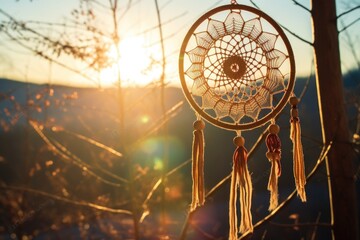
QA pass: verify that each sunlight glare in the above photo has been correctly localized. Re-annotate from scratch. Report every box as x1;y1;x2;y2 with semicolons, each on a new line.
100;37;162;87
140;115;150;124
153;157;163;170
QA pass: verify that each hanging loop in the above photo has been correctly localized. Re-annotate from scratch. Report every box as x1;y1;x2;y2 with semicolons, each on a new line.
231;0;238;5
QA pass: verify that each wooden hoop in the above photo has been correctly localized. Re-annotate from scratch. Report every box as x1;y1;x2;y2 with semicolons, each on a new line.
179;4;295;130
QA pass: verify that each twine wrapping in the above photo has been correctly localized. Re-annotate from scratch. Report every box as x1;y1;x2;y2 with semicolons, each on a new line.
289;97;307;202
190;119;205;211
229;136;253;239
265;124;282;211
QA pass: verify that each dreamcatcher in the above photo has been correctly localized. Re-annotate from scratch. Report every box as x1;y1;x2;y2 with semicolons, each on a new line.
179;1;306;238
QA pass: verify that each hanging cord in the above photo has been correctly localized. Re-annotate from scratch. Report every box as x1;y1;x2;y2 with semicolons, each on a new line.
190;119;205;211
289;96;307;202
231;0;238;5
229;134;253;239
265;123;282;211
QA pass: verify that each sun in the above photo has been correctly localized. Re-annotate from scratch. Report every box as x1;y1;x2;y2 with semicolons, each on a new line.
100;36;162;87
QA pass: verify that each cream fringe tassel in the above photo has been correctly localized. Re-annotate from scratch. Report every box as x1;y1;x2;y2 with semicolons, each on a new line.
229;136;253;240
290;97;307;202
190;119;205;211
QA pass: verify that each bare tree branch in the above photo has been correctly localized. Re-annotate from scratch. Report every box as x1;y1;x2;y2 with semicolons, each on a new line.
339;17;360;33
279;23;313;46
292;0;311;12
30;121;127;186
1;185;132;215
61;129;123;158
337;5;360;19
249;0;260;9
249;0;313;46
340;20;360;70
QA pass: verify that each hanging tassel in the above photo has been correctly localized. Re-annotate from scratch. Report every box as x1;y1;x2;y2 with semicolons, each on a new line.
229;135;253;239
289;96;307;202
190;119;205;211
265;124;282;211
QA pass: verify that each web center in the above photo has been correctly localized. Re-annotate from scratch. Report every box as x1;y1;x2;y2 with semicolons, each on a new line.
223;55;246;80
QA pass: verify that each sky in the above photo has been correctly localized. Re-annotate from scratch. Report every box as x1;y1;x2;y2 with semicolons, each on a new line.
0;0;359;87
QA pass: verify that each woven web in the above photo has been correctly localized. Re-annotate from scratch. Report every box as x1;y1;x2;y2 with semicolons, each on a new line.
184;10;290;126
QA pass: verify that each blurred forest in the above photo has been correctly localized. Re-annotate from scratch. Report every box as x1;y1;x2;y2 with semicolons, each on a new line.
0;0;360;240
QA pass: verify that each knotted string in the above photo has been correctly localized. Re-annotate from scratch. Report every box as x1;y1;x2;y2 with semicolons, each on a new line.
289;97;307;202
265;124;282;211
191;119;205;211
229;135;253;240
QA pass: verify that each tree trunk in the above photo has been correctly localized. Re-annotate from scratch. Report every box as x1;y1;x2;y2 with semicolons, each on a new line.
311;0;359;239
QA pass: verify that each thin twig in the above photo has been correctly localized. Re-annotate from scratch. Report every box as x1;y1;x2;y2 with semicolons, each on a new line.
160;0;172;10
118;0;141;22
298;58;314;101
269;221;330;228
23;20;107;37
123;83;168;111
133;11;187;36
192;223;220;240
130;101;184;148
91;0;110;9
140;159;191;222
311;212;322;240
61;129;123;158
